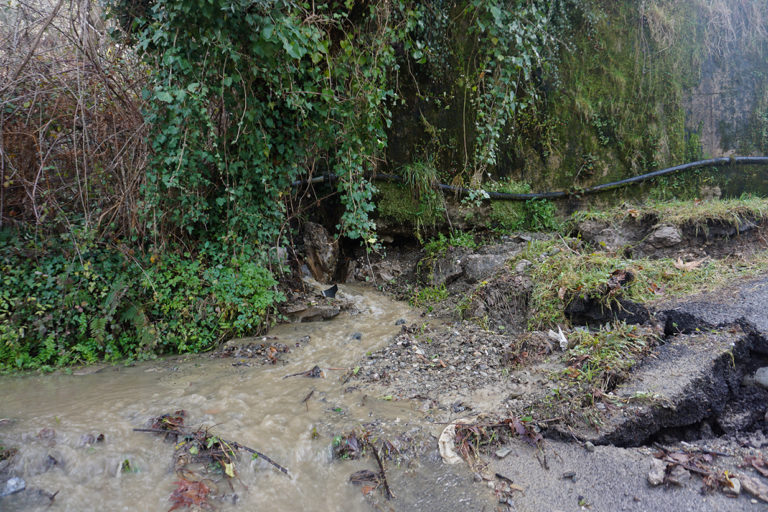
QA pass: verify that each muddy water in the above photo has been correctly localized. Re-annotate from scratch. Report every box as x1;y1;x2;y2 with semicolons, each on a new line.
0;285;429;511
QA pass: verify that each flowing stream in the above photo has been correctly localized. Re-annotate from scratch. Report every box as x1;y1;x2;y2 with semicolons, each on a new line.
0;284;475;511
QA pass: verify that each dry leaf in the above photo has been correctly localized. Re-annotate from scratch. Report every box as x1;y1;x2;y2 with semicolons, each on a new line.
674;258;707;272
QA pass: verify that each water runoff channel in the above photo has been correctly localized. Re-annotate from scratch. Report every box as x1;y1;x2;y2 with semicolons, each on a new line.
0;283;486;511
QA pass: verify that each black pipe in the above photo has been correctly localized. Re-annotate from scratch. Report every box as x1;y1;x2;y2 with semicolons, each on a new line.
291;157;768;201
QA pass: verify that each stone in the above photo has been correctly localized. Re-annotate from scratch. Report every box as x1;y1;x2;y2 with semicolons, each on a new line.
515;259;532;273
303;222;339;284
723;478;741;496
429;256;464;287
667;465;691;486
463;254;509;283
0;477;25;498
647;458;666;486
755;367;768;389
647;225;682;248
584;441;595;452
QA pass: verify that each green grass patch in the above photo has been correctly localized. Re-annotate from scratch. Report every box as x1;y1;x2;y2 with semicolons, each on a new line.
571;196;768;227
515;237;768;330
559;323;655;405
409;284;449;312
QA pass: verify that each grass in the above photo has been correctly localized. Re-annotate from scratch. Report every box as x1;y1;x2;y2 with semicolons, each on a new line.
558;322;657;405
571;196;768;227
409;284;449;312
514;237;768;330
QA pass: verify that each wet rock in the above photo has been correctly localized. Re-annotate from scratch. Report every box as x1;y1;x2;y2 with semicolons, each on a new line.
351;332;362;341
395;318;406;326
755;367;768;389
0;477;25;497
647;225;682;248
667;465;691;486
303;222;339;283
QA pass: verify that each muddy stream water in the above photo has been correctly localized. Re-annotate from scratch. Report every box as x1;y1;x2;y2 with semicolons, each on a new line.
0;284;473;511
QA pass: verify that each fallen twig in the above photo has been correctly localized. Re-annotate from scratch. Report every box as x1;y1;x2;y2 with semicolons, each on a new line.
283;365;324;379
366;440;394;500
133;428;290;476
302;389;315;411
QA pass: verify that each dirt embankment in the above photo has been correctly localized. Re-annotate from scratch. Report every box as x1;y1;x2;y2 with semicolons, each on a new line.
336;208;768;511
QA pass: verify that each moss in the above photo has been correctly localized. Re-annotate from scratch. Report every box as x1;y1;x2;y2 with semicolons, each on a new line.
375;182;444;229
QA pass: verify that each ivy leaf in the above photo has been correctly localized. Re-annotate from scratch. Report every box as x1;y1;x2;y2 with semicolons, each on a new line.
155;91;173;103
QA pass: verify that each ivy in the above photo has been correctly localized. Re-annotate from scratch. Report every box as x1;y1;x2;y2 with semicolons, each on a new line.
128;0;417;246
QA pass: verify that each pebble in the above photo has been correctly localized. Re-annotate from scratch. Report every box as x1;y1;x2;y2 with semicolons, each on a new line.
0;477;25;498
755;367;768;389
723;478;741;496
351;332;362;340
667;465;691;486
495;448;512;459
395;318;406;325
584;441;595;452
647;458;666;486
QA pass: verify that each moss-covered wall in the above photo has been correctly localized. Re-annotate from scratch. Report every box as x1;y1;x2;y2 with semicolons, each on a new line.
511;0;768;191
386;0;768;192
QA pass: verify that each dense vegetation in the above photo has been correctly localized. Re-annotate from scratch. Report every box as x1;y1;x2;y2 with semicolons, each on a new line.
0;0;766;370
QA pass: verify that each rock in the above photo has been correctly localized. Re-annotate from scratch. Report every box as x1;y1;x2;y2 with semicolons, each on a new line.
463;254;509;284
303;222;339;284
723;478;741;496
584;441;595;452
429;255;464;287
647;458;666;486
514;259;532;273
495;448;512;459
395;318;406;326
0;477;25;498
667;465;691;486
351;332;362;341
647;225;682;248
755;367;768;389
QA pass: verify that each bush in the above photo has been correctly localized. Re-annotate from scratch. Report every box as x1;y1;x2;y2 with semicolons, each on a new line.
0;230;283;372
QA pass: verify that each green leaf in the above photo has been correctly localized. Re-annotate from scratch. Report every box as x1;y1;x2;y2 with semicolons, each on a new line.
155;91;173;103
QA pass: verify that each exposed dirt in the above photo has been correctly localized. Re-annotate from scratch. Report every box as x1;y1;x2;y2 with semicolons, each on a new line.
336;215;768;511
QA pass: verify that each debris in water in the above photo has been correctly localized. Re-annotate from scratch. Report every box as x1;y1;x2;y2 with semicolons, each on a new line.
283;365;324;379
301;389;315;411
135;411;290;479
169;478;211;511
349;469;381;495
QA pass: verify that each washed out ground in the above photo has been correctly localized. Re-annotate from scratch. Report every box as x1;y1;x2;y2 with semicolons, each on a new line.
3;200;768;511
341;199;768;511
